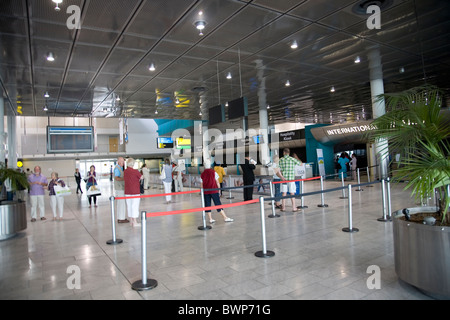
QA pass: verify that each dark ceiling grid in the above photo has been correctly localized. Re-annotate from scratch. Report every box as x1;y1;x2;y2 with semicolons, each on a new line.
0;0;449;125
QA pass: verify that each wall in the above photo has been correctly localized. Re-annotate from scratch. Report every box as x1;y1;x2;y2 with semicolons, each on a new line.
305;124;334;176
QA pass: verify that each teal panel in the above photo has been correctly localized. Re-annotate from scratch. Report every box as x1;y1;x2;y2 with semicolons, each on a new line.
305;124;335;177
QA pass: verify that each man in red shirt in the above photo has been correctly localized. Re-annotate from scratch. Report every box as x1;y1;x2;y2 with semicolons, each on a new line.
201;161;234;223
124;158;143;227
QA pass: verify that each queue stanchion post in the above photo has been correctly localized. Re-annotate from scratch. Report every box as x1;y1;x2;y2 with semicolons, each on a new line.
297;179;308;209
366;166;373;187
386;177;392;219
342;185;359;233
198;188;212;230
377;179;391;222
317;175;329;207
339;172;347;199
131;211;158;291
255;196;275;258
356;168;363;191
226;176;234;199
268;181;280;218
107;196;123;245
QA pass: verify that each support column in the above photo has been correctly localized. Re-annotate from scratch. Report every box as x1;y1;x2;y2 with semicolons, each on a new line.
0;97;5;164
367;47;389;179
7;115;17;168
255;59;270;165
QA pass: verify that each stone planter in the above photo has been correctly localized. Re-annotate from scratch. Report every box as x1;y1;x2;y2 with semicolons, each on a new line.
393;206;450;299
0;200;27;240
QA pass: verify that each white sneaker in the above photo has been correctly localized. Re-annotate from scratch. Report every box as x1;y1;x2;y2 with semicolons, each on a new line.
209;219;216;223
224;217;234;222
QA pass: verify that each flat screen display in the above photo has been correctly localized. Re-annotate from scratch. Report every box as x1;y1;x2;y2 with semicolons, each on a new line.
227;97;248;120
176;137;191;149
208;104;225;125
47;126;94;153
157;137;174;149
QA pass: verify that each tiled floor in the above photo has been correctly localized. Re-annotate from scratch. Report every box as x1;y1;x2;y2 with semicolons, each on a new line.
0;177;434;300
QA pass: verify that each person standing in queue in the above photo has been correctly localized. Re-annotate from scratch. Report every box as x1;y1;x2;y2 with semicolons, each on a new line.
338;152;350;179
162;159;173;204
141;163;150;190
114;157;129;223
278;148;302;212
124;158;143;227
28;166;48;222
350;154;358;180
213;162;226;196
240;156;256;201
201;161;233;224
86;165;98;207
74;168;82;194
48;172;66;221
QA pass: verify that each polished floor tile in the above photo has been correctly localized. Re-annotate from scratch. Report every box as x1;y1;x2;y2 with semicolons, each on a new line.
0;177;434;300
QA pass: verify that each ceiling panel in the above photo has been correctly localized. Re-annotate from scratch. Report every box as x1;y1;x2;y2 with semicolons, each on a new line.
0;0;448;126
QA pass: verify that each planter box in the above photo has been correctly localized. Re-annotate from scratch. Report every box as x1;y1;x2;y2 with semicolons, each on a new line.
0;200;27;240
393;206;450;299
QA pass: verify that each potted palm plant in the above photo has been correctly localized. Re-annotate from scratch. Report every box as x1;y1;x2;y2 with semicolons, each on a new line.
0;162;29;240
368;85;450;299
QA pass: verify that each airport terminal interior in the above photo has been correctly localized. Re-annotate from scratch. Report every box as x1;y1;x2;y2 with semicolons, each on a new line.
1;0;450;301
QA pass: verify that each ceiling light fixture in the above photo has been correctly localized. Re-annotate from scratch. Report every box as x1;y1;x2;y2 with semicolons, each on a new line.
290;40;298;49
285;80;291;87
226;72;232;79
44;91;50;98
399;67;405;73
194;20;206;36
154;109;158;115
149;63;155;71
330;86;335;93
52;0;63;11
46;52;55;62
354;56;361;63
43;105;48;111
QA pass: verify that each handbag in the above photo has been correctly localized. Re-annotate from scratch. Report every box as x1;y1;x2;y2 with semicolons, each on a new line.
159;168;166;180
54;185;72;197
140;179;145;194
86;185;101;196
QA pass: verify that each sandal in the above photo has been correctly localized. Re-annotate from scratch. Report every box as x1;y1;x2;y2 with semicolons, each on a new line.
280;208;286;212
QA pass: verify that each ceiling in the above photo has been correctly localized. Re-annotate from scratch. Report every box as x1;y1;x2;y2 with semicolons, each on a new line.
1;0;450;128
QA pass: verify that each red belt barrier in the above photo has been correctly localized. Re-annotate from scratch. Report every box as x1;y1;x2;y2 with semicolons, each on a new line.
146;198;259;218
272;176;321;184
114;189;200;200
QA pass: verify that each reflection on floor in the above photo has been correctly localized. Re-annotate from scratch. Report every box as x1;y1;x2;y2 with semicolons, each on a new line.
0;178;433;300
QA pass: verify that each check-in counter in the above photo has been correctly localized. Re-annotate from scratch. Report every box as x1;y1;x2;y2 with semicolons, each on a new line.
0;201;27;240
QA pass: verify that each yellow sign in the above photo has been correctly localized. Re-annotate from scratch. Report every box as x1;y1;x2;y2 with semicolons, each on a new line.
17;161;23;168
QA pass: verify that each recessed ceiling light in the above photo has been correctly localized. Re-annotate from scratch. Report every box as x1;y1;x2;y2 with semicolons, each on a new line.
354;56;361;63
52;0;63;11
290;40;298;49
44;91;50;98
330;86;335;92
43;105;48;111
46;52;55;62
149;63;155;71
226;72;232;79
285;80;291;87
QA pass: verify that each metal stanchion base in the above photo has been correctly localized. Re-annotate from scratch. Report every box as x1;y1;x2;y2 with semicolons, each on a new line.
106;239;123;245
131;279;158;291
339;196;348;199
317;204;329;207
198;225;212;230
268;214;280;218
226;196;235;199
377;217;392;222
297;205;308;209
355;189;364;192
342;227;359;233
255;250;275;258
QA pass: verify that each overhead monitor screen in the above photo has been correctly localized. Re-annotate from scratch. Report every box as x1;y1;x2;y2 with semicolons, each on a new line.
47;126;94;153
157;137;174;149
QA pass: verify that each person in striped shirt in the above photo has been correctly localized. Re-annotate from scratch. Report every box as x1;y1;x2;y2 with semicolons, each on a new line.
278;148;302;212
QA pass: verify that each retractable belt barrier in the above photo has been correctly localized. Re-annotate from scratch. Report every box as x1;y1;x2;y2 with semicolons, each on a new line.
128;177;392;291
